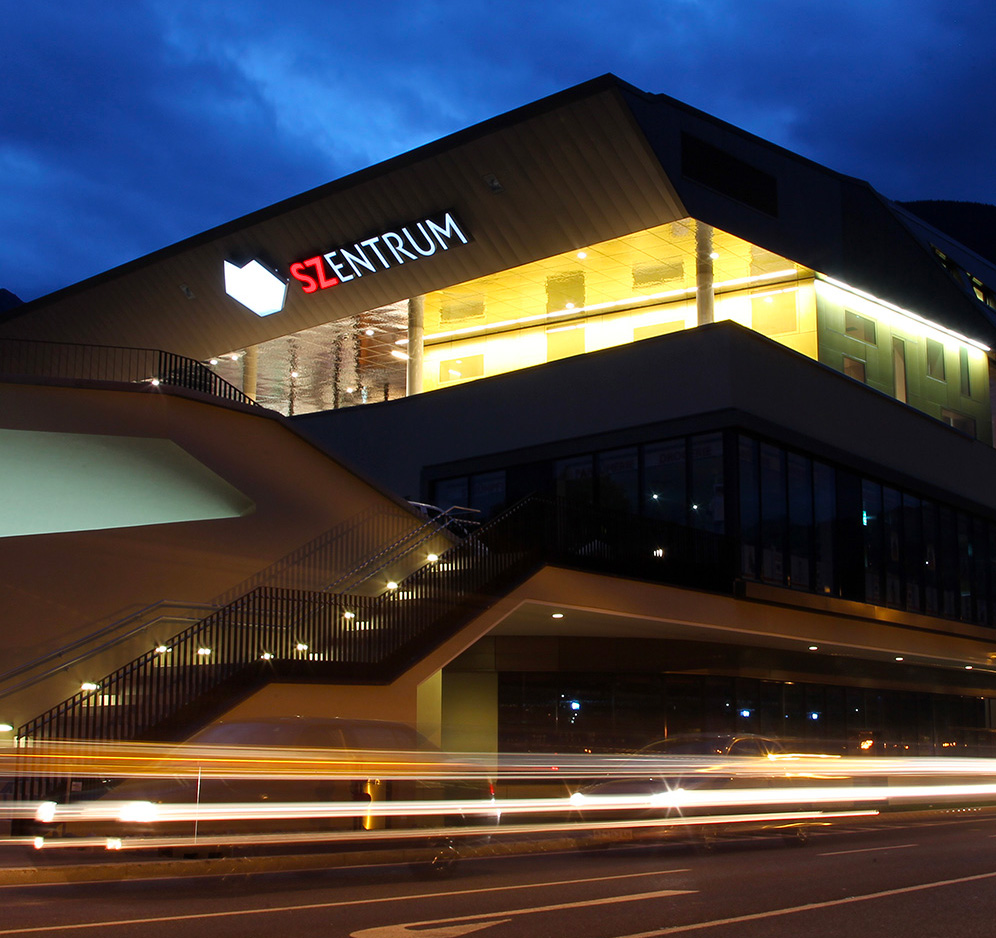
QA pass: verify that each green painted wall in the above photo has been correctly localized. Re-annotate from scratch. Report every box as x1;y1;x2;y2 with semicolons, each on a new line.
816;290;992;445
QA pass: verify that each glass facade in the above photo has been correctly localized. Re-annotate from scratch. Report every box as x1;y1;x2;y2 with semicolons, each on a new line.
737;430;996;626
497;670;989;755
205;218;991;450
420;220;814;393
435;425;996;629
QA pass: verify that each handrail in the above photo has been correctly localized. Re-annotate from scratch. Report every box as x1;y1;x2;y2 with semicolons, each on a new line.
3;506;443;717
0;337;259;408
321;505;478;594
16;496;737;756
0;609;216;704
0;601;218;693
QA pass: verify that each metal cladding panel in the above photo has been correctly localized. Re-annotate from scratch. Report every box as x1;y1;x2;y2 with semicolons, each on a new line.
1;84;685;362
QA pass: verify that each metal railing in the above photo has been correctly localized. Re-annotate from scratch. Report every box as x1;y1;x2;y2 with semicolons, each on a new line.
0;338;258;408
16;497;736;757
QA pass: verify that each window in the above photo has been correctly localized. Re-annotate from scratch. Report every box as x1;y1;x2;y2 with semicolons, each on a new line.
470;471;506;517
752;293;797;335
547;323;585;359
439;354;483;383
598;448;639;513
893;337;907;403
738;437;760;579
690;434;724;533
681;133;779;216
926;339;945;379
845;310;877;345
843;356;866;383
959;346;971;397
434;476;468;508
759;443;787;584
555;455;594;504
644;439;687;524
941;408;976;437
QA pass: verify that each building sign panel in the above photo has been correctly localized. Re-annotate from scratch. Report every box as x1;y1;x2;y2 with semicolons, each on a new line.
289;212;470;294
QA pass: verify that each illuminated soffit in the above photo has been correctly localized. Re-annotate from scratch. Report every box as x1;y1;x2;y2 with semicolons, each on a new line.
0;430;255;538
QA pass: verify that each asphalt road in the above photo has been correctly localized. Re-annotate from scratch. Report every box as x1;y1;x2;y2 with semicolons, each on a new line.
4;813;996;937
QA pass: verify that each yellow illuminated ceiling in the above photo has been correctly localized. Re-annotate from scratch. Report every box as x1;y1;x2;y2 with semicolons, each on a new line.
213;218;811;414
421;218;810;341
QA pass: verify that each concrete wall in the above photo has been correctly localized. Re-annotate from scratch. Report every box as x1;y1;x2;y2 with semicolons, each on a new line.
0;381;426;730
295;320;996;515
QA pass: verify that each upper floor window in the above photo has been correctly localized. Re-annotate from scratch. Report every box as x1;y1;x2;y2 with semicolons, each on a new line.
926;339;945;380
844;310;877;345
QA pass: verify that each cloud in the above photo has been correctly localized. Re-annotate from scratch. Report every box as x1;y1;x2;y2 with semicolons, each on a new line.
2;0;996;300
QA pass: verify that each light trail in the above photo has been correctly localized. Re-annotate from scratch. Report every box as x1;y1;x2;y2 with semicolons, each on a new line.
6;739;996;859
6;739;996;781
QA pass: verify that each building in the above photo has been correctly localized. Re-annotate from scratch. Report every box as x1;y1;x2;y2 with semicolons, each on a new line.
3;74;996;757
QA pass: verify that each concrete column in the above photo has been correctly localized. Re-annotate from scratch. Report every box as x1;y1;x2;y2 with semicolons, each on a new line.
406;295;424;396
696;222;715;326
441;671;497;753
242;345;258;400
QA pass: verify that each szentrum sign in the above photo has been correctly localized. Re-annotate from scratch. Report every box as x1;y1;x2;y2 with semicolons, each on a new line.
223;211;470;317
289;211;470;294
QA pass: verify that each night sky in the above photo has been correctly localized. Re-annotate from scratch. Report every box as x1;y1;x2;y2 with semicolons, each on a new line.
4;0;996;302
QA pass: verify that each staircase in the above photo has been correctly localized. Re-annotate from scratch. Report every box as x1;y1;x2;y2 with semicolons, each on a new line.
16;496;736;754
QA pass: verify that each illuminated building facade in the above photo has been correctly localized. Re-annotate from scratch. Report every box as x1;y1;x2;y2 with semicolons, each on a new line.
4;75;996;755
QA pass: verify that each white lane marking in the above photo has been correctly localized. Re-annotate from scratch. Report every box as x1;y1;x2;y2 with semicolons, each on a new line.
615;868;996;936
0;868;688;934
818;843;918;856
350;889;696;938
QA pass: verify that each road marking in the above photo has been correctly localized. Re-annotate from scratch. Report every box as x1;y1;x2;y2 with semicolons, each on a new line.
615;868;996;936
818;843;917;856
0;868;688;934
350;889;696;938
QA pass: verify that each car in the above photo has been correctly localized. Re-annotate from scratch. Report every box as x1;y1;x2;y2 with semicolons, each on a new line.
32;716;497;874
570;734;813;848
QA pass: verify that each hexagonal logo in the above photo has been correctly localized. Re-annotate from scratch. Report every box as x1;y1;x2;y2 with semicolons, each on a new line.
223;259;288;317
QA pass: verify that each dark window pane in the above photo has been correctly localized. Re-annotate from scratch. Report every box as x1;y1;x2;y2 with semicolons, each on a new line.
903;493;923;613
883;487;903;608
923;500;940;615
434;476;469;508
598;448;639;514
555;455;594;505
644;439;687;524
862;480;883;605
939;506;958;616
813;462;836;595
760;443;787;584
470;471;506;518
738;436;760;578
690;433;724;533
787;452;813;590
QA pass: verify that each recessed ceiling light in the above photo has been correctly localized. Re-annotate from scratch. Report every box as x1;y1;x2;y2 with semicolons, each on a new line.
577;251;587;259
365;328;375;336
552;613;564;619
895;656;904;662
808;645;818;651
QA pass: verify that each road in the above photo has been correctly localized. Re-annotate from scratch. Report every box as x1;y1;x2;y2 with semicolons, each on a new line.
4;813;996;936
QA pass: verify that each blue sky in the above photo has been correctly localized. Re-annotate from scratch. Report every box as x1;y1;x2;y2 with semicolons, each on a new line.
3;0;996;301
